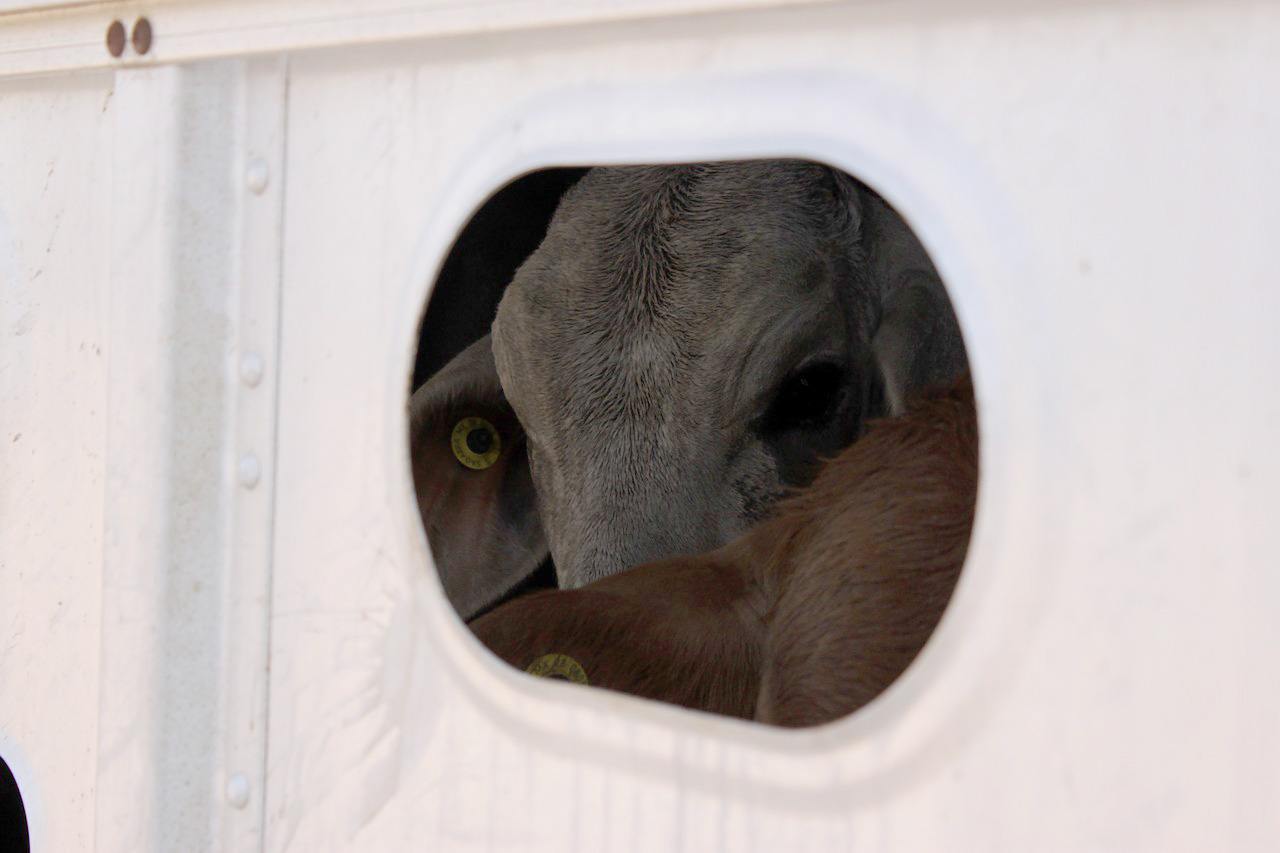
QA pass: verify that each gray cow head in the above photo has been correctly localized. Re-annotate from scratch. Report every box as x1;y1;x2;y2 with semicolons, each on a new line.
410;160;966;619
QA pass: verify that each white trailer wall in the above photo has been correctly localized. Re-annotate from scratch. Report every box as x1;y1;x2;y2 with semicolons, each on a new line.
1;1;1278;850
1;66;116;851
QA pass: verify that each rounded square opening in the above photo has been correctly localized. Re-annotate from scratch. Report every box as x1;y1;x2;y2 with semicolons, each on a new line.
407;158;975;729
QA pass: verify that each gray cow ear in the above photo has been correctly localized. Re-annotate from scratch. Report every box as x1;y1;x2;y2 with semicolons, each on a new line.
408;335;548;620
873;270;969;413
826;167;968;411
855;188;969;414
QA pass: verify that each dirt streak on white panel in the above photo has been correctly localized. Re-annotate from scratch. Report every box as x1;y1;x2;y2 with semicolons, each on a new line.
97;62;240;850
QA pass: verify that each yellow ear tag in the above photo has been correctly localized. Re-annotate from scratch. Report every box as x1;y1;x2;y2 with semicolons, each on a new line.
451;417;501;469
525;653;589;685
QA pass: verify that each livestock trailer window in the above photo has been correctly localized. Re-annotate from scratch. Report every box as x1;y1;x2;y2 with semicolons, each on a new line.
408;160;975;728
5;1;1273;847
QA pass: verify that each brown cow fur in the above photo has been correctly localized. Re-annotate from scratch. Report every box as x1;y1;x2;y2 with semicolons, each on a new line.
468;377;977;727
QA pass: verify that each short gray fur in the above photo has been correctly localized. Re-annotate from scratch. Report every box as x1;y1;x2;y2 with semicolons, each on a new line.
410;160;967;619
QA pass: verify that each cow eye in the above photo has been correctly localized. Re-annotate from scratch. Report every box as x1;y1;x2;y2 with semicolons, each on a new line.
451;417;502;469
764;362;846;432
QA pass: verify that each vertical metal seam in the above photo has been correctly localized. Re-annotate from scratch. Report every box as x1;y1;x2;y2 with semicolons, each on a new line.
255;54;290;853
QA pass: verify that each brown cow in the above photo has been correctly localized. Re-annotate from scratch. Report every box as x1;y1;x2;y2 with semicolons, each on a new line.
467;377;977;726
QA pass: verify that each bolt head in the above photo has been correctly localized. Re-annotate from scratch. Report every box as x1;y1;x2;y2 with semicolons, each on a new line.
246;158;270;195
106;21;126;58
226;773;250;809
131;18;153;55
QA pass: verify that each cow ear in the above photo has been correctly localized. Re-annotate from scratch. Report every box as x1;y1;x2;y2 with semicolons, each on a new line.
408;335;549;620
872;269;969;413
848;186;967;413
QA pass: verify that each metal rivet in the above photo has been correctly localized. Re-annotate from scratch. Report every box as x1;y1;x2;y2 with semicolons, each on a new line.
239;352;264;388
225;773;250;809
245;158;270;195
238;454;261;489
131;18;152;55
106;21;126;58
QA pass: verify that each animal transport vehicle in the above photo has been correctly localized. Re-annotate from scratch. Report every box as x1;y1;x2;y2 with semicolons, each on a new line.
1;0;1277;849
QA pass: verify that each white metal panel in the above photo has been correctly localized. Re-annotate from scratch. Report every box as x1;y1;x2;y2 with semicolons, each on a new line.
0;0;1277;850
95;63;233;849
92;57;286;851
265;1;1280;850
0;68;114;853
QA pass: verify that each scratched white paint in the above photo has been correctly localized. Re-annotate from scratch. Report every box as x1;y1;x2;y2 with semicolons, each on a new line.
1;0;1278;850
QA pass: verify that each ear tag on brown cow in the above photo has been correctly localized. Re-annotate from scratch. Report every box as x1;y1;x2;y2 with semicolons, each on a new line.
451;417;501;469
525;653;588;685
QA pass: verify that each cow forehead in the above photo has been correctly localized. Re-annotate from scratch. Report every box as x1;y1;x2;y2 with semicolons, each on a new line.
503;216;839;365
509;163;841;309
493;161;852;434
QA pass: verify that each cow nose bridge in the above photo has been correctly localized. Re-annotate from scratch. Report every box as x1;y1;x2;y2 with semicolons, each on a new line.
544;412;723;585
553;479;714;589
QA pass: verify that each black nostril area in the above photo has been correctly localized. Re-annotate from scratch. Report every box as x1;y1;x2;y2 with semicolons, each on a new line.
466;426;493;455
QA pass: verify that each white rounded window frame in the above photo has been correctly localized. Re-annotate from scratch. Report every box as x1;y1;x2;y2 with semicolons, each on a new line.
392;71;1053;798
